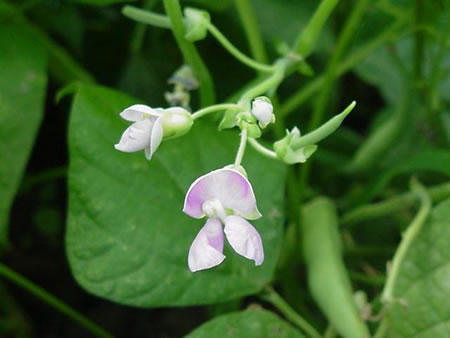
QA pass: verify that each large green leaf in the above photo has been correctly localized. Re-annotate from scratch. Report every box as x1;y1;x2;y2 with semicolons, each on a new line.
387;198;450;337
0;23;47;248
66;83;286;307
186;309;304;338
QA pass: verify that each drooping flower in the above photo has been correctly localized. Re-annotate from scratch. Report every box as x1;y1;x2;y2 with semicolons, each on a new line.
115;104;193;160
251;96;275;128
183;168;264;272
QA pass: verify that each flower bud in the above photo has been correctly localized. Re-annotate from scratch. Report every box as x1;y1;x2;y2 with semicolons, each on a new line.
274;127;317;164
251;96;275;128
237;113;262;139
184;8;210;42
161;107;194;139
225;164;248;177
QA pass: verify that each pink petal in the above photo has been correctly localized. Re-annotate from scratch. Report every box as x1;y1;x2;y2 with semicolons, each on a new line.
120;104;161;122
114;119;153;152
224;215;264;266
183;168;261;220
188;218;225;272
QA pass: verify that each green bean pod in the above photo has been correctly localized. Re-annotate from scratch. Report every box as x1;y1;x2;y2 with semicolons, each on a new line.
302;197;370;338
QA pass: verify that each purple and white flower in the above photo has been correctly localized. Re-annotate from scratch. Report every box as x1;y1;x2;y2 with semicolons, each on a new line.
183;168;264;272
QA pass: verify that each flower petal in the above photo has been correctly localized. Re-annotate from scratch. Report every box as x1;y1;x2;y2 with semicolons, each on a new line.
114;119;153;153
183;168;261;220
120;104;161;122
224;215;264;266
188;218;225;272
144;116;163;160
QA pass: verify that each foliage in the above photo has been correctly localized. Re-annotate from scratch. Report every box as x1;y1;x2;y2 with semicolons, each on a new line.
0;0;449;337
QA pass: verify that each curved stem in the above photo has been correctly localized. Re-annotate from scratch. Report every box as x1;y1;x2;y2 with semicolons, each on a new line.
163;0;215;106
341;181;450;227
279;16;408;117
122;5;171;29
233;0;268;64
239;59;288;105
234;128;248;166
248;138;278;160
381;180;431;303
0;263;113;338
206;22;275;73
294;0;339;58
261;287;322;338
192;103;241;120
128;0;158;54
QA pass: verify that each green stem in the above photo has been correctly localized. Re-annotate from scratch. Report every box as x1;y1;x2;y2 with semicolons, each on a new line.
192;103;241;120
373;318;389;338
297;0;369;201
163;0;215;106
280;16;408;117
206;22;274;73
0;263;113;338
239;59;288;106
294;0;339;57
341;181;450;227
261;287;322;338
247;138;278;160
308;0;369;132
234;128;248;166
233;0;268;64
122;6;171;29
381;180;431;303
127;0;159;54
413;0;425;80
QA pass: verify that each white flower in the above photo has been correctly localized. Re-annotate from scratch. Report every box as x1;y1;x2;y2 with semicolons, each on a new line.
183;168;264;272
251;96;275;128
115;104;193;160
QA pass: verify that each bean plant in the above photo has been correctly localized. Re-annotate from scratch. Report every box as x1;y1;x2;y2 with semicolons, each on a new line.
1;0;450;337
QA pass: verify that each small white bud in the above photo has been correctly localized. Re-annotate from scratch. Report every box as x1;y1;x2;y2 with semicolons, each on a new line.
251;96;275;128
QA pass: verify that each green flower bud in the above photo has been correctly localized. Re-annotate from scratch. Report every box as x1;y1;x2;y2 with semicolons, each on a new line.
184;8;210;42
161;107;194;139
237;112;261;139
274;127;317;164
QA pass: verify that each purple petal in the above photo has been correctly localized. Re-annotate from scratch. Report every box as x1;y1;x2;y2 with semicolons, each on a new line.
188;218;225;272
115;119;153;153
224;215;264;266
183;168;261;220
120;104;161;122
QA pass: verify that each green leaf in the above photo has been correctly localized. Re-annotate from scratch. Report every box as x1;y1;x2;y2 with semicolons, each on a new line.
0;23;47;248
186;309;305;338
66;83;286;307
387;198;450;337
